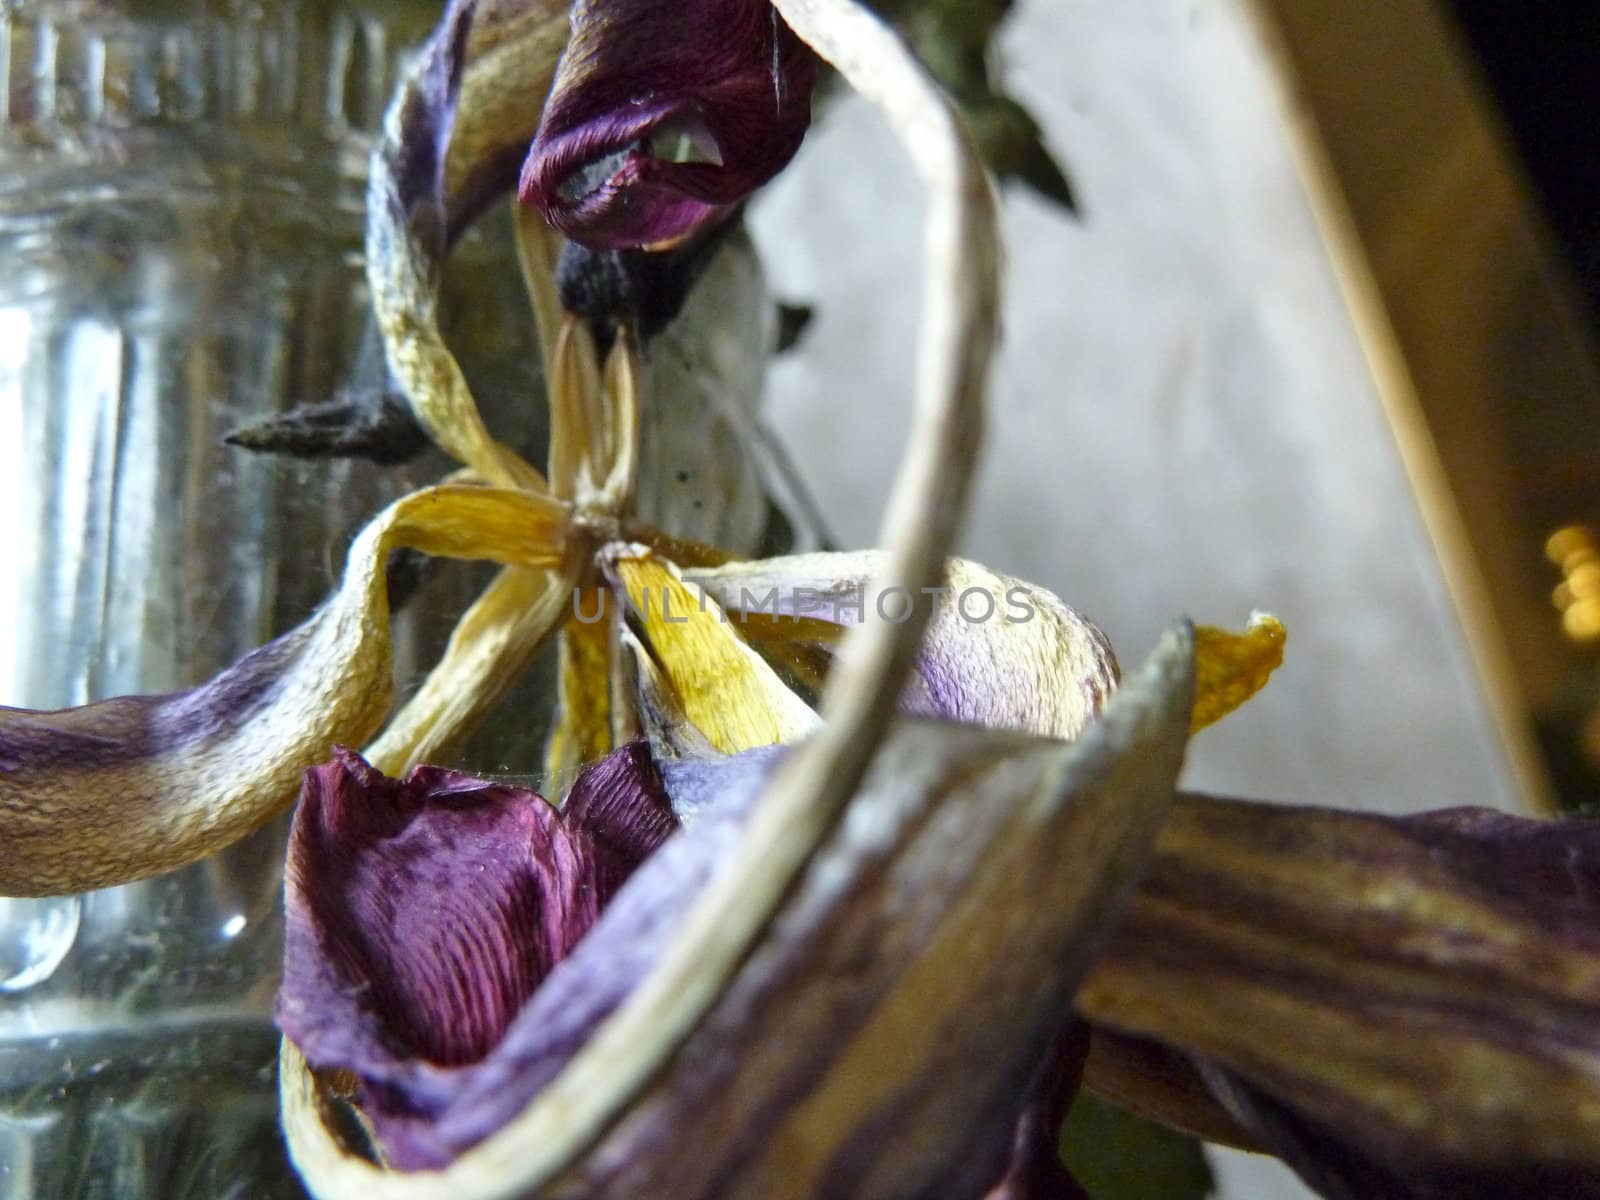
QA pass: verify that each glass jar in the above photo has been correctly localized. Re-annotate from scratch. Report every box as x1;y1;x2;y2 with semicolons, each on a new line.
0;3;447;1196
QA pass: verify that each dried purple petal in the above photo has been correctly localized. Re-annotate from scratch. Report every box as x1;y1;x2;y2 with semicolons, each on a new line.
1078;795;1600;1199
520;0;817;249
376;0;476;269
277;741;681;1166
281;627;1195;1194
402;747;780;1166
365;0;553;488
685;552;1120;741
535;627;1192;1198
442;0;572;238
374;0;569;251
0;629;332;898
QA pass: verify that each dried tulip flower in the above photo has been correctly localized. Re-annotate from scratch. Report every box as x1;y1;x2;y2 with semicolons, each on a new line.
3;1;1600;1198
272;1;1271;1195
300;0;1600;1190
4;12;1159;1195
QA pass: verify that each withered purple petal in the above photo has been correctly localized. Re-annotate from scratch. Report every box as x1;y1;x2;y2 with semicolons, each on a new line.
560;739;682;893
1;626;334;894
520;0;817;248
385;0;558;246
380;0;476;263
278;742;777;1170
277;741;685;1166
0;635;296;772
1199;1064;1600;1200
685;553;1120;741
413;748;777;1166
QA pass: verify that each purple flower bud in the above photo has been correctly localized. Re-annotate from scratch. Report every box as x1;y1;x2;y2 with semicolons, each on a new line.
520;0;817;249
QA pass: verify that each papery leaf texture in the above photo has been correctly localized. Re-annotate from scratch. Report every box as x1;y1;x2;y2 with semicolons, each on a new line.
1079;796;1600;1199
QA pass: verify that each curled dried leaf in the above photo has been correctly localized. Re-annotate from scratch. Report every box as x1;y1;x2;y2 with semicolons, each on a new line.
1078;795;1600;1198
1;487;568;896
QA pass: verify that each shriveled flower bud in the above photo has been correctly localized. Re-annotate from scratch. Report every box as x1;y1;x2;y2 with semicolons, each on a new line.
520;0;817;248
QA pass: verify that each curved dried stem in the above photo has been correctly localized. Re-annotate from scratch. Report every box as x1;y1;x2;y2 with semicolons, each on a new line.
511;201;569;376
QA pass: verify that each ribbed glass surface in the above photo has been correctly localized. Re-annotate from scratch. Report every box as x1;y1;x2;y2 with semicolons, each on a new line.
0;4;439;1196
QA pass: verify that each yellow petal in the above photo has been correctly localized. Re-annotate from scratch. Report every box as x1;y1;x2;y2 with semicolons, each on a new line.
1190;613;1286;732
545;317;604;500
366;565;570;777
609;551;819;754
541;591;618;786
599;328;641;507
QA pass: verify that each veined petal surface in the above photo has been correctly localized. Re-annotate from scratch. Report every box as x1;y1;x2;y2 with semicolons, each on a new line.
520;0;817;249
278;741;678;1170
686;551;1119;740
1079;795;1600;1199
